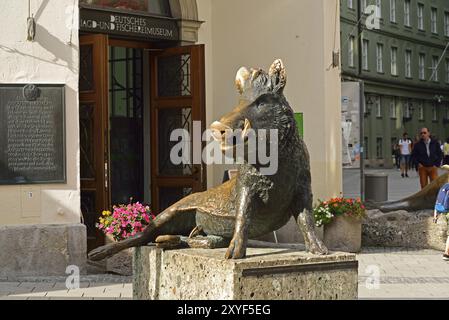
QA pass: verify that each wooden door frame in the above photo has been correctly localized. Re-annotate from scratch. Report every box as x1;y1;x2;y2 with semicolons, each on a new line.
80;36;207;246
79;34;109;250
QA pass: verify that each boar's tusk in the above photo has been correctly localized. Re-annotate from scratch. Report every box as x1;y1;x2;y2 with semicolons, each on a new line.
241;118;252;139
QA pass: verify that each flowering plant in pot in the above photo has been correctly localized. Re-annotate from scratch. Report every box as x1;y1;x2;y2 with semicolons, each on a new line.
313;197;366;253
313;197;366;227
97;201;155;241
96;200;155;275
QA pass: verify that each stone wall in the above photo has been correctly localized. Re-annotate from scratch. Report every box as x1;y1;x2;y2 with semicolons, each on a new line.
362;209;448;251
0;224;86;277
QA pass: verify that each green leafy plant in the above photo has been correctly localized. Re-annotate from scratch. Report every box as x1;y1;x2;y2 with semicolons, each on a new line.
313;197;366;227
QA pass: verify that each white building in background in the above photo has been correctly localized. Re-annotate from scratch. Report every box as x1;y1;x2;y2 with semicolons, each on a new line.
0;0;341;275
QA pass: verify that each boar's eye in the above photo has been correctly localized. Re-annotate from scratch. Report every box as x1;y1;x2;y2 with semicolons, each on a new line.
256;102;266;110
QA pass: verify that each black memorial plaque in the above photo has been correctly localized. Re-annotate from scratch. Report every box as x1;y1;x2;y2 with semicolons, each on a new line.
0;84;66;184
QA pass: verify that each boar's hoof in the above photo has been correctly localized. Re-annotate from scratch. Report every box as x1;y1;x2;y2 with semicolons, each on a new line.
225;235;247;259
308;238;329;255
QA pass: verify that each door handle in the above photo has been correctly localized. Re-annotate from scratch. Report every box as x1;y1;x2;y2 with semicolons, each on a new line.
104;161;108;189
192;165;203;183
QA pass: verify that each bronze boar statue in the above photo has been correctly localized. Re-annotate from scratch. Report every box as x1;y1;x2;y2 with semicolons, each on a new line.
88;59;328;261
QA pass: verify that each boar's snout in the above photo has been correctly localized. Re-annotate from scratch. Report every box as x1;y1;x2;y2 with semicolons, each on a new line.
210;121;230;142
210;119;252;150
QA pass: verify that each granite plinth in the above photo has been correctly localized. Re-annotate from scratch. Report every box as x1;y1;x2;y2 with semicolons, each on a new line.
133;246;358;300
0;223;86;277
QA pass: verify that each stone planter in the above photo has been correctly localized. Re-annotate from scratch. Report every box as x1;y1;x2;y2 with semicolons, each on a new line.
105;234;133;276
324;216;362;253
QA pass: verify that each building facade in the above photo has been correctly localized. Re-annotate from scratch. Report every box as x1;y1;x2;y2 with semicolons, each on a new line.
0;0;342;275
341;0;449;167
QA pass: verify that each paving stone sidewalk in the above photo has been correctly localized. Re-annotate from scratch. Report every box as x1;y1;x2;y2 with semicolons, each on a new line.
1;247;448;300
0;275;132;300
358;247;449;299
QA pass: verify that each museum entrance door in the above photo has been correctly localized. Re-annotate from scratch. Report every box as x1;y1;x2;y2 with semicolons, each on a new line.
79;34;109;251
80;35;206;251
150;45;206;213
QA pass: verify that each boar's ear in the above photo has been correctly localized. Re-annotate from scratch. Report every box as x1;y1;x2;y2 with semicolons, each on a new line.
235;67;251;95
268;59;287;94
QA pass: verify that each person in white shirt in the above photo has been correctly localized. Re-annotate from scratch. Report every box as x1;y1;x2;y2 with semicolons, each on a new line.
398;132;412;178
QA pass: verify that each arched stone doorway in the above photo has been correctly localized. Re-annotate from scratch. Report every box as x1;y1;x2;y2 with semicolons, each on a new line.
169;0;202;44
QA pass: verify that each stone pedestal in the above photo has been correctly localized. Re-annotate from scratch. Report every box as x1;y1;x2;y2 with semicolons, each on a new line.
133;246;358;300
0;223;86;277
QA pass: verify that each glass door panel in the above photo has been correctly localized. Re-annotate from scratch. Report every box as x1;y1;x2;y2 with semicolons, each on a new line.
109;46;144;205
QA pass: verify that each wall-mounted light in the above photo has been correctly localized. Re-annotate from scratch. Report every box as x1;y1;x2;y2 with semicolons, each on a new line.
434;95;444;103
27;0;35;41
403;100;414;123
364;96;373;117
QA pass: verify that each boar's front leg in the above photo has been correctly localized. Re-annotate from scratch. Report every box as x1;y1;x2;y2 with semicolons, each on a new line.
225;185;254;259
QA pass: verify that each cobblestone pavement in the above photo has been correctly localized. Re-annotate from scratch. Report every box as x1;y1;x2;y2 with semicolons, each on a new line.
0;275;132;300
1;247;448;300
357;247;449;299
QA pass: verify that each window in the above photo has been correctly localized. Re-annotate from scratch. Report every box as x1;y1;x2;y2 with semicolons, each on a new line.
362;39;369;70
390;0;396;22
431;56;439;82
418;3;424;30
404;0;411;27
445;12;449;37
432;104;438;121
376;0;382;18
376;43;384;73
375;96;382;117
405;50;412;78
419;53;426;80
431;8;438;34
376;137;383;159
446;59;449;83
349;36;355;67
390;98;397;118
404;101;411;119
348;0;353;9
418;102;424;120
391;47;398;76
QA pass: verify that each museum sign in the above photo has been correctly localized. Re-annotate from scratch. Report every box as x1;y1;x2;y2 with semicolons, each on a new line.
79;7;179;41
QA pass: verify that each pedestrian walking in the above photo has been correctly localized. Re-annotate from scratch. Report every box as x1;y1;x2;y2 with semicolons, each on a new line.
398;133;412;178
411;128;443;189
